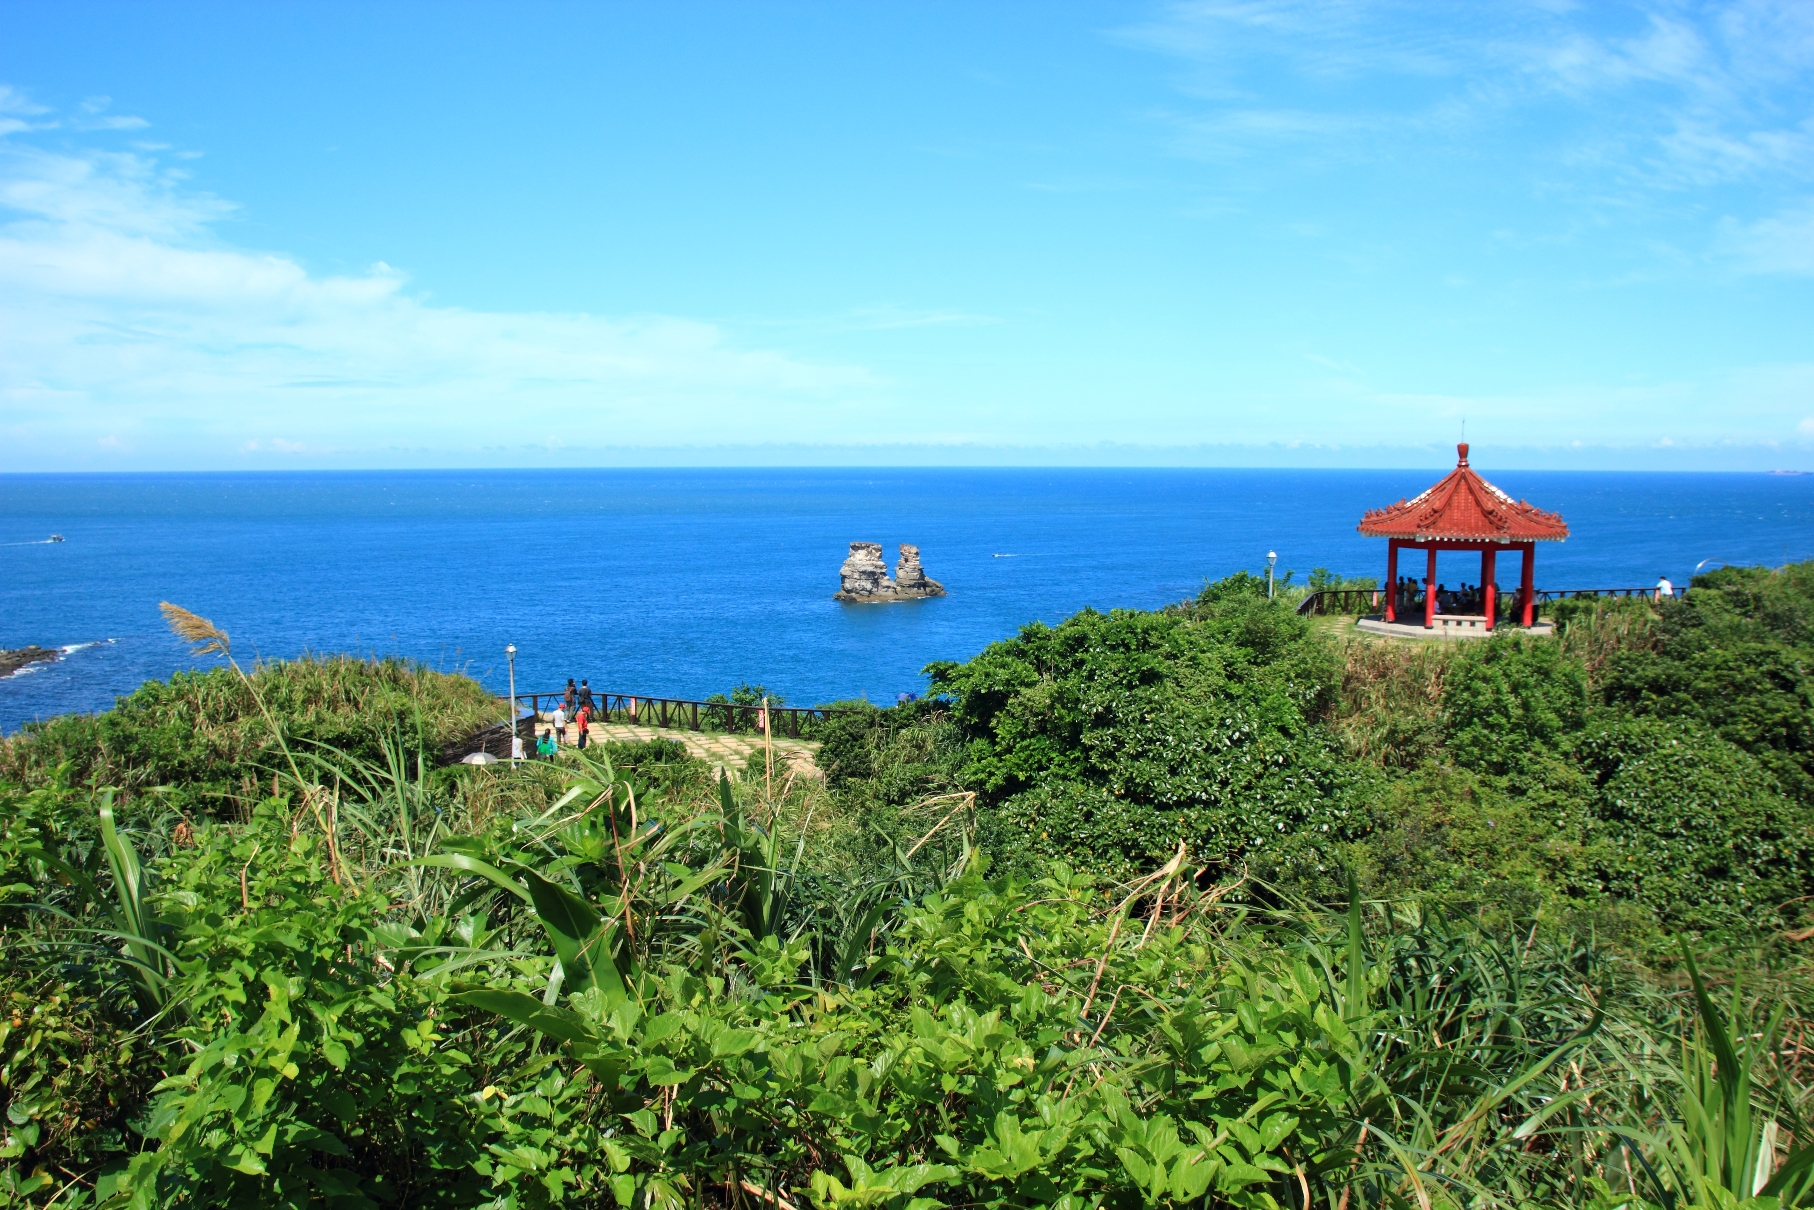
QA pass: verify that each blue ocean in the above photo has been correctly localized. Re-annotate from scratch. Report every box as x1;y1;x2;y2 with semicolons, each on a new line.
3;468;1812;733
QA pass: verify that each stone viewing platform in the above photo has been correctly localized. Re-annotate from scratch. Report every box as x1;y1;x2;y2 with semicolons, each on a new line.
544;717;822;779
1354;615;1554;641
834;542;946;602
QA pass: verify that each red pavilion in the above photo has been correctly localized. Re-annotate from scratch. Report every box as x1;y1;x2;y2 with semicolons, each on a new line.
1358;443;1568;630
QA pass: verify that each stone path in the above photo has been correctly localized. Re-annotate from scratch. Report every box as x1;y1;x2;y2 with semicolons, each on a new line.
534;715;821;778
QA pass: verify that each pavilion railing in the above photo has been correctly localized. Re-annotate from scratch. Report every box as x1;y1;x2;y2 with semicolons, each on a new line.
1296;586;1684;618
1533;587;1684;602
1294;589;1382;616
511;691;861;739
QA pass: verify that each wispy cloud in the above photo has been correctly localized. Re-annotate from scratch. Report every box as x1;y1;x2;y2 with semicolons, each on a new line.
0;96;877;467
71;96;149;131
1718;201;1814;273
838;305;1002;331
1119;2;1814;191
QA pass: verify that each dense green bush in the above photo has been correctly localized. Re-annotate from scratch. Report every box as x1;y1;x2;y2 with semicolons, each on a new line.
0;658;497;815
853;565;1814;943
110;810;491;1208
816;702;958;805
1442;635;1589;774
1576;715;1814;933
923;587;1366;882
1600;565;1814;799
6;749;1804;1210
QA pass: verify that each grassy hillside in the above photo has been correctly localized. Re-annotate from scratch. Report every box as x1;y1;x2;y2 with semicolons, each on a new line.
0;577;1810;1209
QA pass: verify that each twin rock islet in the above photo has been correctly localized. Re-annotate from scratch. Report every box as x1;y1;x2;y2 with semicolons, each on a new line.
834;542;946;602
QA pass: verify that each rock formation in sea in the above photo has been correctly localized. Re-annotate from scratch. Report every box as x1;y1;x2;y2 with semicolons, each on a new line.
835;541;894;599
834;542;946;602
892;544;945;597
0;646;57;678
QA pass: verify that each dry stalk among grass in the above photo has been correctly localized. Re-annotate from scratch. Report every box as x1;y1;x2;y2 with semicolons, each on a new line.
159;602;345;884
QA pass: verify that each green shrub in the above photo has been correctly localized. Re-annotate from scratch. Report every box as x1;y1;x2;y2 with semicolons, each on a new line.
1600;562;1814;799
1442;634;1589;773
0;657;497;814
928;584;1366;882
596;737;711;800
0;970;160;1192
816;702;960;807
1575;715;1814;934
2;639;1812;1207
94;806;497;1208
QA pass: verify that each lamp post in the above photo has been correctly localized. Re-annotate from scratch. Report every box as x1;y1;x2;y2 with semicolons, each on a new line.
1266;551;1278;600
506;644;518;766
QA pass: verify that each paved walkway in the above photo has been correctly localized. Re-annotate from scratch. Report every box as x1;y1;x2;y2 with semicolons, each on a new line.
534;715;822;778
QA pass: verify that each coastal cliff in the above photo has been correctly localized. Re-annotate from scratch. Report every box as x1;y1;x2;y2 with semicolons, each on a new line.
834;541;946;602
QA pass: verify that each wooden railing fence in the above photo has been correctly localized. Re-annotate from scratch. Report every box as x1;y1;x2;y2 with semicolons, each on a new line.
1295;585;1684;617
512;691;859;739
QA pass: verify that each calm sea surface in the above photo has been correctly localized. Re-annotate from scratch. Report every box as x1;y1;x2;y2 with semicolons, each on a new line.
3;468;1811;733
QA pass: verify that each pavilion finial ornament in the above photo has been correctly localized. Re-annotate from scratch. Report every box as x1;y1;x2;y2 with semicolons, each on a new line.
1457;442;1469;467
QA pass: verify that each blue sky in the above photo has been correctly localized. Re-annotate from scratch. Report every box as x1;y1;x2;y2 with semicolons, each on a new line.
1;1;1812;471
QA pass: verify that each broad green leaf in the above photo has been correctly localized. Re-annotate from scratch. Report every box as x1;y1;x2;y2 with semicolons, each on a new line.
451;989;600;1048
407;854;532;903
520;870;624;1000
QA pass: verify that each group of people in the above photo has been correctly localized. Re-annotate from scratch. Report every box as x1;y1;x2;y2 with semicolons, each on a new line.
1391;577;1504;618
535;677;596;757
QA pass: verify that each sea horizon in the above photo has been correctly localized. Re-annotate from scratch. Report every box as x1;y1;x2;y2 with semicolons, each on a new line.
5;465;1812;734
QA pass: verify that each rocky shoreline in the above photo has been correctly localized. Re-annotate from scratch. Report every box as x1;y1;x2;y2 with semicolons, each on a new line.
0;646;59;678
834;542;946;602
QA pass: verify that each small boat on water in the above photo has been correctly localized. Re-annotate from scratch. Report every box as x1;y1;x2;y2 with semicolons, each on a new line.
48;534;64;542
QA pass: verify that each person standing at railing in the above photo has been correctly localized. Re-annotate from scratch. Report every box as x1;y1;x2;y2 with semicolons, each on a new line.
578;679;596;715
563;679;577;715
1656;574;1674;600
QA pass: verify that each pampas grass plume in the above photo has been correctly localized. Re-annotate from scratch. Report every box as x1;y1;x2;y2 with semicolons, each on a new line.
159;602;231;658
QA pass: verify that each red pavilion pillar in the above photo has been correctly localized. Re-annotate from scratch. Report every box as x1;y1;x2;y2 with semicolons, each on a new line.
1423;545;1438;629
1481;546;1497;631
1519;543;1535;627
1385;540;1400;622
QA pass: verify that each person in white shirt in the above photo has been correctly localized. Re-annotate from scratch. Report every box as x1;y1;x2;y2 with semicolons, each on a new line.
1656;575;1674;600
551;704;567;745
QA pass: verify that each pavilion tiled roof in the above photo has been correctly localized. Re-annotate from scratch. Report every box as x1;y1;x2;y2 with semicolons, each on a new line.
1358;444;1569;543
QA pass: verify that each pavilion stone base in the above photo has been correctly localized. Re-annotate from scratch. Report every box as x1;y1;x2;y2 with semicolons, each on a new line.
1355;614;1554;641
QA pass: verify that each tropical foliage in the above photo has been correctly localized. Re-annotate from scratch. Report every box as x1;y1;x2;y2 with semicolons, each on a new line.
0;568;1810;1207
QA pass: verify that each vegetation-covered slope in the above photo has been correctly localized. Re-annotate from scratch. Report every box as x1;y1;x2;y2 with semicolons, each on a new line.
0;573;1811;1209
822;565;1814;946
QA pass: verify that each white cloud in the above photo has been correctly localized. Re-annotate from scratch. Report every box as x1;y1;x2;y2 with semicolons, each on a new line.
1718;201;1814;273
0;117;877;467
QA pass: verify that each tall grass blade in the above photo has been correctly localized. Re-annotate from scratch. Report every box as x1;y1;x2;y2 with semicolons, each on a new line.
96;792;168;1011
1345;868;1366;1022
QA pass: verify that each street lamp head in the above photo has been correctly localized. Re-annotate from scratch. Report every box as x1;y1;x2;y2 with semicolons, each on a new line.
506;644;517;656
1267;551;1277;566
